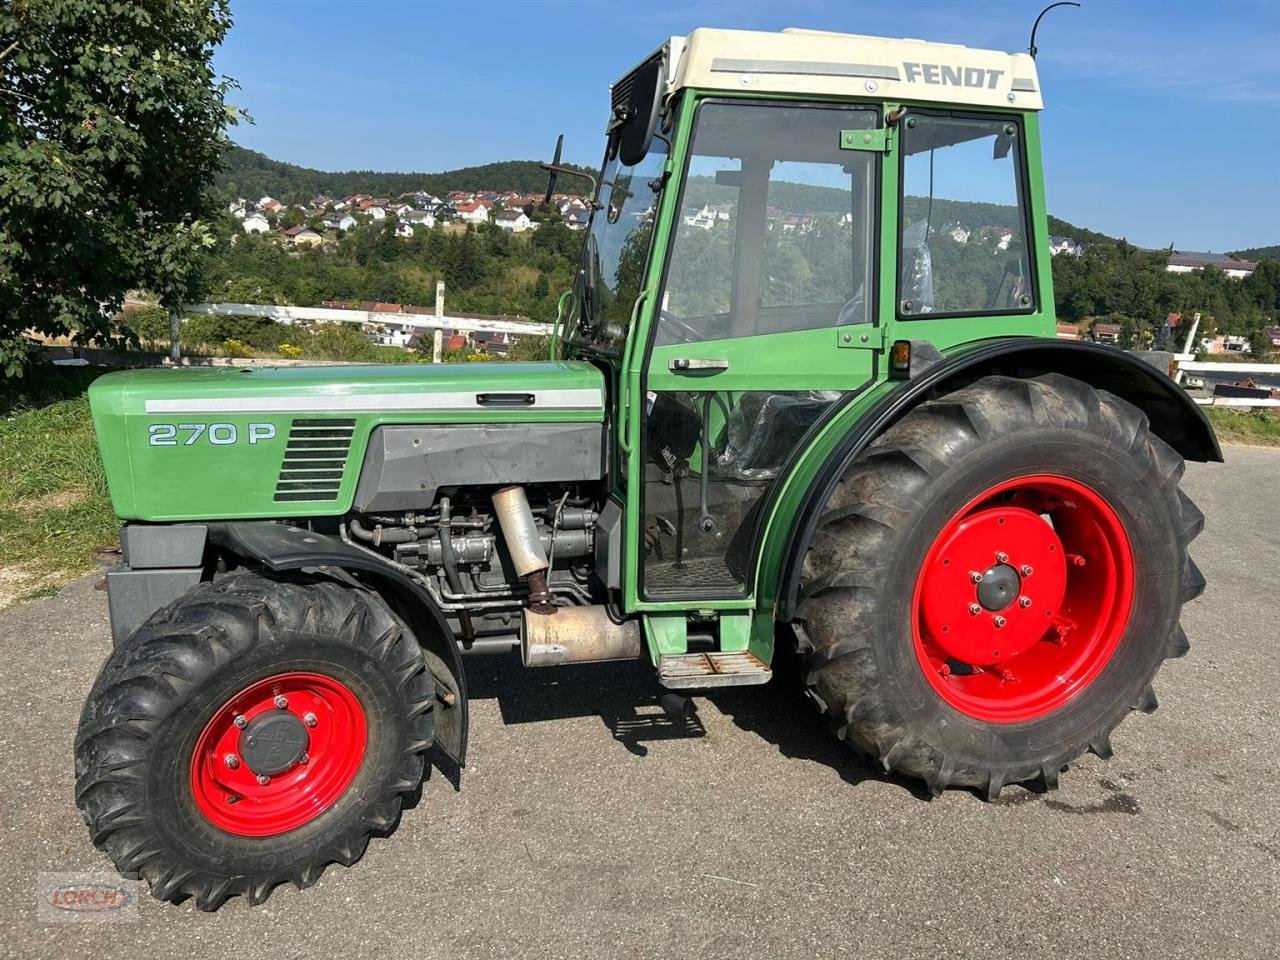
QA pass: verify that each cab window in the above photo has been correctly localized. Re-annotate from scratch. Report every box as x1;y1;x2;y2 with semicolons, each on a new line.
898;113;1035;317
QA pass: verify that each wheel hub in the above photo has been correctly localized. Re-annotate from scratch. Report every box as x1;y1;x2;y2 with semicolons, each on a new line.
976;563;1021;611
190;672;367;837
239;711;309;776
918;505;1068;666
912;475;1136;723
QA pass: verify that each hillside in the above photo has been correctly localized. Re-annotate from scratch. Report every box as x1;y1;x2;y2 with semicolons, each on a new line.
1232;244;1280;262
215;145;593;202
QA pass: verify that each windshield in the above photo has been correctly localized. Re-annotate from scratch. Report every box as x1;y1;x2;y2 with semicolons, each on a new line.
568;137;669;353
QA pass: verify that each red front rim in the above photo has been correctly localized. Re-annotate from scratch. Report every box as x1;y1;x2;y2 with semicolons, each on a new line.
190;672;367;836
912;475;1135;723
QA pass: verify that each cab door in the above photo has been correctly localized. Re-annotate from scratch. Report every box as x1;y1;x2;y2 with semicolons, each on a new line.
632;98;885;603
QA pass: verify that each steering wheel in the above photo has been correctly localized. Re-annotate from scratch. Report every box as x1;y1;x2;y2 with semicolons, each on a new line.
657;308;706;345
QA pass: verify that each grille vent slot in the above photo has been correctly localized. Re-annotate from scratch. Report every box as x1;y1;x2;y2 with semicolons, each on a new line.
274;419;355;502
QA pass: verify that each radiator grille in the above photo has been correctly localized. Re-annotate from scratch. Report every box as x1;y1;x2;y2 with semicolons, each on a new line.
274;419;355;502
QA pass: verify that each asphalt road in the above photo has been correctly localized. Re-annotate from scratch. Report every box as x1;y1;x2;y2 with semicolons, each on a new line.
2;447;1277;960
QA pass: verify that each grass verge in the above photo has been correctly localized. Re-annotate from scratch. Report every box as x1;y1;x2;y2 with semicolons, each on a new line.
0;369;118;608
1203;406;1280;448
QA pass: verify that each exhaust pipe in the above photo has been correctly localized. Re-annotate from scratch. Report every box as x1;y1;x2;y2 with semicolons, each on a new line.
492;485;555;612
521;605;642;667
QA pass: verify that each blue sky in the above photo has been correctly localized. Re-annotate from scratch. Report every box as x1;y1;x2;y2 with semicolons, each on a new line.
217;0;1280;251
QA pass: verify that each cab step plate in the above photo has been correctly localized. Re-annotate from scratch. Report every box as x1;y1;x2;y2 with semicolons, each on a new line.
658;651;772;689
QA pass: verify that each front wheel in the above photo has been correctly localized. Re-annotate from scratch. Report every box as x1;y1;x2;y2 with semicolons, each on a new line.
74;573;435;909
795;374;1205;799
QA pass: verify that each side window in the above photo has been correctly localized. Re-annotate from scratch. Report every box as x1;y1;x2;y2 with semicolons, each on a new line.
898;114;1035;317
657;101;878;346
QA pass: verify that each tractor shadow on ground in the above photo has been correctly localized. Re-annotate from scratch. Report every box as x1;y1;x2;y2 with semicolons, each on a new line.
463;656;707;757
462;653;929;798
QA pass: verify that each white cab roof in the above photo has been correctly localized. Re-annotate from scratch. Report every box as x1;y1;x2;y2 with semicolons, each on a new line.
662;27;1042;111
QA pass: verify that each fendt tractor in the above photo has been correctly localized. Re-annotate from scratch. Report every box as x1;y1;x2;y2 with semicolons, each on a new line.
75;27;1218;910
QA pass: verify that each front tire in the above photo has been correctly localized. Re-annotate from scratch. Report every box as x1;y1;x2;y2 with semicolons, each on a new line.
74;573;435;910
795;374;1204;798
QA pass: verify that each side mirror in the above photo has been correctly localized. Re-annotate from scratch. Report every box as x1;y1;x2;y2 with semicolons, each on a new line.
615;56;663;167
541;134;564;206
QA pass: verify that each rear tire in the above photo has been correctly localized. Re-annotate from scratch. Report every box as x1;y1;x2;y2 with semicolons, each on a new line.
795;374;1204;798
74;573;435;910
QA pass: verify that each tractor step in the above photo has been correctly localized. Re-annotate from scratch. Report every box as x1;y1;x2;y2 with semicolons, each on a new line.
658;651;772;689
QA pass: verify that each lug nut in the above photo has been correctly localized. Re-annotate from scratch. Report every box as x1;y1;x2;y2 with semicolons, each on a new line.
1019;596;1032;608
993;615;1007;628
303;712;317;727
274;695;288;710
995;551;1008;563
233;714;248;729
223;753;239;769
1021;565;1034;577
969;571;984;583
256;774;271;786
969;603;982;615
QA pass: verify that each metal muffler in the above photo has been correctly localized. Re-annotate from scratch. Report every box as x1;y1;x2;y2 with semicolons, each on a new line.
520;605;642;667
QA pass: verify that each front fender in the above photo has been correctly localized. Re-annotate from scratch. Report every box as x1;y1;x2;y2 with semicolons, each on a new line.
207;521;468;768
772;338;1220;622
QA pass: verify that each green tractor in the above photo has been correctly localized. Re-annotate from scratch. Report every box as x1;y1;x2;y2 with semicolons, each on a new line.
75;27;1217;910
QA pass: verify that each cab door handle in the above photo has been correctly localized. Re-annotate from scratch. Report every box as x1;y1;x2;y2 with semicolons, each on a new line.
669;358;730;373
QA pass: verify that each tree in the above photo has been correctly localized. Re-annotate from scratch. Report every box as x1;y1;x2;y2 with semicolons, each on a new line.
0;1;239;375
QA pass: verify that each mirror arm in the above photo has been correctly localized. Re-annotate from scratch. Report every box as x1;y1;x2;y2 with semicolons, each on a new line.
539;164;598;201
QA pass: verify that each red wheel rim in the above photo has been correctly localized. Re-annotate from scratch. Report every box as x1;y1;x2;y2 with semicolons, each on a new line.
190;672;367;836
912;475;1134;723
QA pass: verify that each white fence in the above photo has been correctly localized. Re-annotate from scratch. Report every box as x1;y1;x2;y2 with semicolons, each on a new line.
182;302;550;336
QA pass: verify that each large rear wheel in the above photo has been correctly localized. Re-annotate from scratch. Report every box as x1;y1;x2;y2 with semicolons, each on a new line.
74;573;435;909
795;374;1204;798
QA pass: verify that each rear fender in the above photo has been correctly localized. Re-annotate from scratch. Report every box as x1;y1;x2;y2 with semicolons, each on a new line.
207;521;468;768
775;338;1221;621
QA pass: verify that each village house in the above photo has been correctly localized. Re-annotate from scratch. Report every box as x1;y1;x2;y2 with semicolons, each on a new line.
563;207;590;230
1049;235;1084;256
493;208;532;233
281;225;323;247
241;212;270;234
454;199;490;224
402;209;436;230
321;212;357;232
257;196;283;214
395;220;416;238
1165;249;1257;280
1091;321;1123;345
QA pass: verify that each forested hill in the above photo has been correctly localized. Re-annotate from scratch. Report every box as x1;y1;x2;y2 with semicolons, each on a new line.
1232;244;1280;261
214;145;593;202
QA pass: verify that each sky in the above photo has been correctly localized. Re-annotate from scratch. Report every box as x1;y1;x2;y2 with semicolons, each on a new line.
215;0;1280;252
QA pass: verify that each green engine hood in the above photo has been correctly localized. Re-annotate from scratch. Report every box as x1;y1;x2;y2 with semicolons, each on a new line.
90;361;606;521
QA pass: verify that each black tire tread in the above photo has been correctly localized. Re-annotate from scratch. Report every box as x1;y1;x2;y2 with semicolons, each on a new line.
795;373;1204;798
74;572;434;910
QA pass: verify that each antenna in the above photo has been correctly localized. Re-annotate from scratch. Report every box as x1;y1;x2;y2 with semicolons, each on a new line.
1029;1;1081;60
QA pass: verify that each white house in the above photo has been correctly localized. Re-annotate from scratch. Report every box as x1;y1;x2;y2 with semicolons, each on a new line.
395;220;416;238
493;209;532;233
1166;249;1257;280
321;212;357;232
242;212;270;234
454;200;490;224
363;204;387;221
402;209;436;230
1048;235;1083;256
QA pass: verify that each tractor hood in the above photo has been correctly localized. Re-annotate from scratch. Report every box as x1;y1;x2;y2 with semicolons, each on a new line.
89;361;606;521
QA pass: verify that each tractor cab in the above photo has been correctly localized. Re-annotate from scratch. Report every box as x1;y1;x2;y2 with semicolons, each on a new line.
554;28;1050;611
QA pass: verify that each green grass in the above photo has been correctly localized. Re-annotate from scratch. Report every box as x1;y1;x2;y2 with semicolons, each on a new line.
1204;406;1280;447
0;376;119;606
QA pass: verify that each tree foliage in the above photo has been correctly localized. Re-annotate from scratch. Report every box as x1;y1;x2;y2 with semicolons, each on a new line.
0;0;238;375
215;145;594;204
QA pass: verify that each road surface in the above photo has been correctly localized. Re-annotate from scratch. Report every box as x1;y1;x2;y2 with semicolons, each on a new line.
1;446;1276;959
